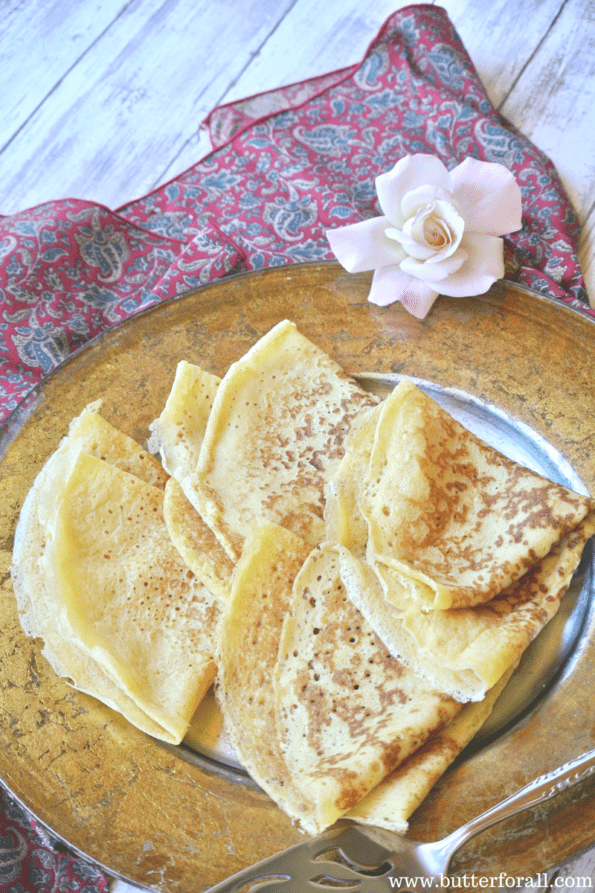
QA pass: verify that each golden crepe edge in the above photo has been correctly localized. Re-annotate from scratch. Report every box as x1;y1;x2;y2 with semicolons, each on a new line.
11;403;218;744
359;379;594;610
273;538;465;831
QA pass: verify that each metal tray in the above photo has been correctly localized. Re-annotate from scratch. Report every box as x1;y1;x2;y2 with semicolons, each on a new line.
1;262;594;891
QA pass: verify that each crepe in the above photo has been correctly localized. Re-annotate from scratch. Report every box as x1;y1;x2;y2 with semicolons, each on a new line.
147;363;235;600
325;379;595;700
357;379;593;610
217;521;464;835
274;540;463;833
339;511;595;701
13;402;168;638
324;402;381;556
188;320;379;562
347;664;516;832
148;360;221;480
215;523;320;830
11;403;218;743
163;477;235;603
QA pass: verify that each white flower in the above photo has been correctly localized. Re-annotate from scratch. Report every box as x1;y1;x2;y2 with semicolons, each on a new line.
327;154;523;318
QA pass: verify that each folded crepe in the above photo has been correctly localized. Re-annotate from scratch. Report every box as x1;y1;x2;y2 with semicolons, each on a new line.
215;523;321;829
358;379;593;610
147;361;235;601
347;664;516;833
11;404;219;743
186;320;379;562
326;379;595;701
274;539;464;831
13;402;169;639
216;522;464;835
148;323;378;589
148;360;221;480
339;515;595;702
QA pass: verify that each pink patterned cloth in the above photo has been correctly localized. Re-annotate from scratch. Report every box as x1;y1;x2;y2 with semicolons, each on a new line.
0;787;108;892
0;4;590;888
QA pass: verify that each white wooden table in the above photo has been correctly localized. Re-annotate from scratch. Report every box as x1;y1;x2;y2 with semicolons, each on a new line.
1;1;594;889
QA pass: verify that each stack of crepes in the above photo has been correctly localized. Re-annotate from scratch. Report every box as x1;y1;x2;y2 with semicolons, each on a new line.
12;320;595;835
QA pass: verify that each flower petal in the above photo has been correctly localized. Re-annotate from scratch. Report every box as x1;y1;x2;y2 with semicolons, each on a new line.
326;217;405;273
436;232;504;297
389;200;464;262
376;154;452;224
386;224;436;261
400;248;468;283
400;184;456;219
368;265;439;318
450;158;523;235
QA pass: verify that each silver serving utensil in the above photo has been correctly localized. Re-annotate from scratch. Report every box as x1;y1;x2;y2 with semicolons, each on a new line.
205;747;595;892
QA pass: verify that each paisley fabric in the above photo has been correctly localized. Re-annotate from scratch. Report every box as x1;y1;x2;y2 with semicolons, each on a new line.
0;787;108;892
0;4;591;887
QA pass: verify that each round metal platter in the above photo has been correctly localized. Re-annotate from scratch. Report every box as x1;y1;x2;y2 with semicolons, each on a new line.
1;262;594;891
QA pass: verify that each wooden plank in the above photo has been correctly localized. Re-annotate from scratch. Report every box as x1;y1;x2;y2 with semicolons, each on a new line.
440;0;595;303
0;0;296;213
0;0;129;139
221;0;402;102
0;0;406;212
497;0;595;218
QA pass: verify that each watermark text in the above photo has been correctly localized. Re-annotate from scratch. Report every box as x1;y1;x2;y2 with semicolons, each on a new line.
388;874;593;890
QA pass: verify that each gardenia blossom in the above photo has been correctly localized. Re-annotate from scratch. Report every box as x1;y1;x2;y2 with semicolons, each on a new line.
327;154;523;318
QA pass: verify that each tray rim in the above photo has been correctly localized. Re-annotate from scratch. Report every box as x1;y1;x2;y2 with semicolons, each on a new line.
2;263;594;445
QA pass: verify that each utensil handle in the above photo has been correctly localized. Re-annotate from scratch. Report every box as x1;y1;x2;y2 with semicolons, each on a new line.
445;747;595;853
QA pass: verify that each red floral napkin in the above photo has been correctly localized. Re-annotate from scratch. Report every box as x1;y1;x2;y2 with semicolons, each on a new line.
0;3;590;888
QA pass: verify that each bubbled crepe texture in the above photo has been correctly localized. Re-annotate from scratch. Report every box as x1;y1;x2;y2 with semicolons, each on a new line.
12;321;595;835
11;405;219;744
149;321;595;831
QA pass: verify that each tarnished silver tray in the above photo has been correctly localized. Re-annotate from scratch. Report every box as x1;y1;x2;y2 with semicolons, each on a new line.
1;262;594;891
